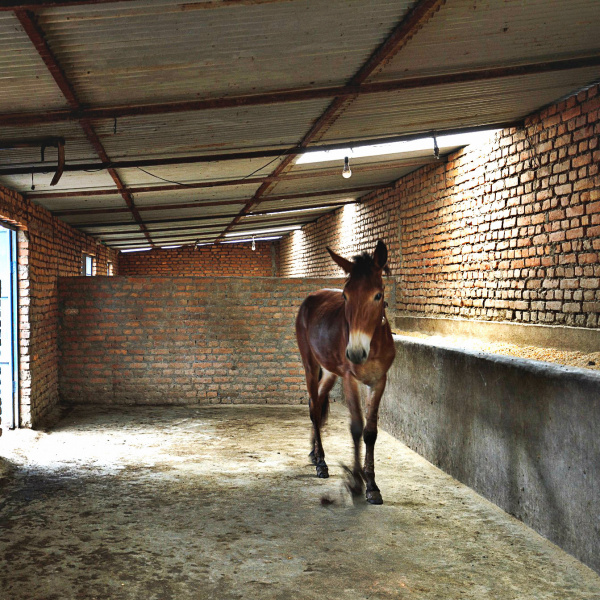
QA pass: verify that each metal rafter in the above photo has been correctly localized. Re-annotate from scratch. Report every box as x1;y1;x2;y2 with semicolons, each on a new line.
14;8;154;247
3;126;498;178
49;185;380;217
0;0;294;11
215;0;447;242
4;55;600;129
25;156;438;201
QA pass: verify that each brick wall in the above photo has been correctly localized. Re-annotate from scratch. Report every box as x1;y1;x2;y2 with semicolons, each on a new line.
58;276;342;405
0;185;119;428
280;83;600;329
119;242;278;277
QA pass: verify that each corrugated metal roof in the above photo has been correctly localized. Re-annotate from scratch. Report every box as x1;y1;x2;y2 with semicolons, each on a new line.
132;187;250;208
318;68;600;143
369;0;600;82
264;162;416;197
0;12;67;113
117;159;284;187
0;0;599;249
37;0;412;105
92;100;332;159
31;193;125;212
64;212;137;226
139;205;239;221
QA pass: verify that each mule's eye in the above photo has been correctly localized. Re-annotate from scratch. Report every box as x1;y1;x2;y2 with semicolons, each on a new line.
342;293;347;301
374;293;382;301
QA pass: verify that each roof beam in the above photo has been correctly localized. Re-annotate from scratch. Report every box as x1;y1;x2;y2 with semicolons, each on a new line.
102;217;311;243
81;200;357;238
98;224;237;238
53;199;247;217
49;185;377;217
3;55;600;128
14;8;154;246
75;213;240;229
0;0;294;11
74;202;349;230
2;124;492;178
26;178;267;200
24;155;433;200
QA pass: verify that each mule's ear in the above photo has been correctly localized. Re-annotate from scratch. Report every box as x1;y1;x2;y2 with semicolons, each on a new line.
373;240;388;271
327;247;354;274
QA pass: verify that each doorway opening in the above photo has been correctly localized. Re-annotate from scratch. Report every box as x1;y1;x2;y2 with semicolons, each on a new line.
0;224;19;430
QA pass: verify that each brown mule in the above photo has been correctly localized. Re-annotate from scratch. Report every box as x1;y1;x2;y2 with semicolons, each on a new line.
295;241;396;504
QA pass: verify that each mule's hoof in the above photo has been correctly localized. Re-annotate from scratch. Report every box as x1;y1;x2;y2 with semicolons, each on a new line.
316;463;329;478
366;489;383;505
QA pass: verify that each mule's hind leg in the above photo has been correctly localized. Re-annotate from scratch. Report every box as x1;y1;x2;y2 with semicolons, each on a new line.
308;368;337;478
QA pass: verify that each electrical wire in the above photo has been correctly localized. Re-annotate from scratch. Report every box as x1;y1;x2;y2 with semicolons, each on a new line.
136;151;284;187
190;153;285;248
240;154;283;180
135;167;197;187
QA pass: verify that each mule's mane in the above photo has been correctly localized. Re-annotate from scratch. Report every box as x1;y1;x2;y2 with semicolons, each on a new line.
350;252;390;278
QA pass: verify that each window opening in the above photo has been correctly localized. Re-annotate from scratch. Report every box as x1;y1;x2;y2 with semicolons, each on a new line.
82;254;95;276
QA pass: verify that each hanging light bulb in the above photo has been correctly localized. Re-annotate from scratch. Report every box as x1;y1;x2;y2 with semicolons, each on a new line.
252;237;256;251
342;156;352;179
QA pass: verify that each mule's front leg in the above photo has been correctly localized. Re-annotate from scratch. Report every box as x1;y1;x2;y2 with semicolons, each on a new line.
343;374;365;497
363;376;386;504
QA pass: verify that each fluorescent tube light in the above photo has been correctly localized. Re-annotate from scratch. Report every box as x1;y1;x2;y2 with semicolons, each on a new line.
224;225;301;238
250;205;345;217
221;236;282;244
296;130;499;164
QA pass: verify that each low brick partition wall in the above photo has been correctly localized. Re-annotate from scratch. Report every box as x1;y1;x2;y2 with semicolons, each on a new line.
381;335;600;573
58;276;342;405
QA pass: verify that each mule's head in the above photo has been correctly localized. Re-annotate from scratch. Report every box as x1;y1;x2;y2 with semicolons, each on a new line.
327;241;389;365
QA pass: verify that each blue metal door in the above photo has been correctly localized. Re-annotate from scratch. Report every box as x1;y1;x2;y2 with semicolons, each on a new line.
0;225;18;429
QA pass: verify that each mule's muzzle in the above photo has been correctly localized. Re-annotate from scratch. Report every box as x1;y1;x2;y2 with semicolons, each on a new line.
346;331;371;365
346;347;368;365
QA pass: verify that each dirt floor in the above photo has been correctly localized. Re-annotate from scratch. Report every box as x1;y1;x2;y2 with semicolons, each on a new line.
393;330;600;372
0;404;599;600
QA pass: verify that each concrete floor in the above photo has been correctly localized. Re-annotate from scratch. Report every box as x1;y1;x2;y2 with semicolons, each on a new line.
0;404;598;600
